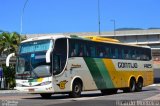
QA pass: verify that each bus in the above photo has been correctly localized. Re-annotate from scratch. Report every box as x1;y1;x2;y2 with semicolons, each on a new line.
6;35;153;98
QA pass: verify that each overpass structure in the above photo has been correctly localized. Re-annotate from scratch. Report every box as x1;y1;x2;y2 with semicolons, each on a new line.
26;29;160;83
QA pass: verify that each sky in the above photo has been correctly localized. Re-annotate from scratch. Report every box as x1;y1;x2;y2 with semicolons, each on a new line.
0;0;160;34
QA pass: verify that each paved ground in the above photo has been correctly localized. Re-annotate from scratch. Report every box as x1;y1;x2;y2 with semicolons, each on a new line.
0;85;160;106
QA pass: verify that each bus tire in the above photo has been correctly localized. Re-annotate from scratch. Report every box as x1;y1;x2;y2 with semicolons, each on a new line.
123;78;136;93
69;81;82;98
135;78;143;92
40;93;52;99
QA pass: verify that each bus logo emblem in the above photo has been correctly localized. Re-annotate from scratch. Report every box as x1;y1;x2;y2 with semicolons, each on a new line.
57;80;68;89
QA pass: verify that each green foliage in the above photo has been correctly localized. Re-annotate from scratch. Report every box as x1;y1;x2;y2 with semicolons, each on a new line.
0;32;26;55
0;31;27;89
2;65;16;89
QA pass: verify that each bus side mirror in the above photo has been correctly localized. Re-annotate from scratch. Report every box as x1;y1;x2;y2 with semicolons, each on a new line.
46;48;52;63
6;53;15;67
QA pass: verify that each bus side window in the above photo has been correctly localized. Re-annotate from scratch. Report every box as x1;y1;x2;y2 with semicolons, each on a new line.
136;50;141;60
86;44;90;57
70;41;75;57
145;48;151;60
131;50;136;60
118;48;123;59
70;40;79;57
97;45;105;58
104;47;110;58
83;43;88;57
78;41;87;57
115;48;119;58
87;42;96;57
124;49;130;59
111;48;116;58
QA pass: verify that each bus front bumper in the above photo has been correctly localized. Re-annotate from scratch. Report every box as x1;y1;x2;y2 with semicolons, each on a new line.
15;83;54;94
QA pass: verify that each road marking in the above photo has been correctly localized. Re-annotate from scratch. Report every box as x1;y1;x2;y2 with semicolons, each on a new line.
61;96;100;101
149;84;160;87
144;94;160;100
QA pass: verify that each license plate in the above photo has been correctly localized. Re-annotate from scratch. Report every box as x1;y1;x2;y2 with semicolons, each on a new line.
29;89;35;92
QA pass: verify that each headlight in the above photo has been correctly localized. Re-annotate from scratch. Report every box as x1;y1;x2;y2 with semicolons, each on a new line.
40;81;51;86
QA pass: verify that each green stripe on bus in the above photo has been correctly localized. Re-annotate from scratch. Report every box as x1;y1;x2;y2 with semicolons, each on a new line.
95;59;114;88
28;79;36;82
84;58;114;89
84;58;106;89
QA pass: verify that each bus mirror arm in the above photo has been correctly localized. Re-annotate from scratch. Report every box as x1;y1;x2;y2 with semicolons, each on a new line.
6;53;15;67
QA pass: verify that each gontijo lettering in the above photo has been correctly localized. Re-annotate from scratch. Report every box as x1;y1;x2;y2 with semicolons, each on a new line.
118;62;138;68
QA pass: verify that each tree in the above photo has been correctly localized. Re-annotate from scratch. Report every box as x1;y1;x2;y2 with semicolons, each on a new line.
0;32;26;55
0;32;26;89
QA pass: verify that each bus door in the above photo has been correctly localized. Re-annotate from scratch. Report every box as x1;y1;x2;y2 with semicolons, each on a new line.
52;38;67;75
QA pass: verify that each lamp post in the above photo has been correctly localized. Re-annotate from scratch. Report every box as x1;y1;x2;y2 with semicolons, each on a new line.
20;0;29;36
111;19;116;39
98;0;101;35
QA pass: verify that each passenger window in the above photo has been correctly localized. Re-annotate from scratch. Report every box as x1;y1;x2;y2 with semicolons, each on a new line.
136;50;141;60
111;48;116;58
97;45;105;58
124;49;130;59
90;46;96;57
130;50;136;60
70;41;79;57
104;47;110;58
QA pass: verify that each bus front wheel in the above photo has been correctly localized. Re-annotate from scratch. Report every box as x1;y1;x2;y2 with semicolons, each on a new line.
69;81;82;98
40;93;52;99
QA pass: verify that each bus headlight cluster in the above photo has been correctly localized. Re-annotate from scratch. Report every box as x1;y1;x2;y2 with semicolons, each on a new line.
40;81;51;86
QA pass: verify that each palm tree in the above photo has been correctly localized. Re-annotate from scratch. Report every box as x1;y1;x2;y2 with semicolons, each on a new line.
0;31;26;89
0;32;26;56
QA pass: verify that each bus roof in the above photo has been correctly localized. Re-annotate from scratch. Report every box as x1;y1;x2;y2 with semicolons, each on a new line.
21;35;69;43
21;34;151;49
84;36;120;43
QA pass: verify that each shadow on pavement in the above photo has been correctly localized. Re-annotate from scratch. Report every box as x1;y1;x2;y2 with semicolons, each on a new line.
22;88;158;100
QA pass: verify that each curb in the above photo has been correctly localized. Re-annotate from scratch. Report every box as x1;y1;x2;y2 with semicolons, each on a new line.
0;90;23;94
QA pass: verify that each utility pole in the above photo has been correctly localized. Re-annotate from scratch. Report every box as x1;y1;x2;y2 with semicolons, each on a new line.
20;0;29;36
98;0;101;35
111;19;116;39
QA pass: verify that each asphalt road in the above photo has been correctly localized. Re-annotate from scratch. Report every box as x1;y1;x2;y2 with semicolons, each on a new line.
0;85;160;106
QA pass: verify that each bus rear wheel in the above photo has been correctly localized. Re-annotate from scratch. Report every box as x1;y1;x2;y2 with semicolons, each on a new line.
40;93;52;99
69;81;82;98
135;79;143;92
123;78;136;93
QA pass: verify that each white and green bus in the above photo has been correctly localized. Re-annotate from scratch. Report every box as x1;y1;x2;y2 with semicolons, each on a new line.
7;35;153;98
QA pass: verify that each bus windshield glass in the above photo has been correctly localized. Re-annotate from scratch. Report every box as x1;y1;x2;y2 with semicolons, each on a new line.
16;40;53;79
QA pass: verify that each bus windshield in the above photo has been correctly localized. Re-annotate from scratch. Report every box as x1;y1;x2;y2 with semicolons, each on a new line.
16;40;53;79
